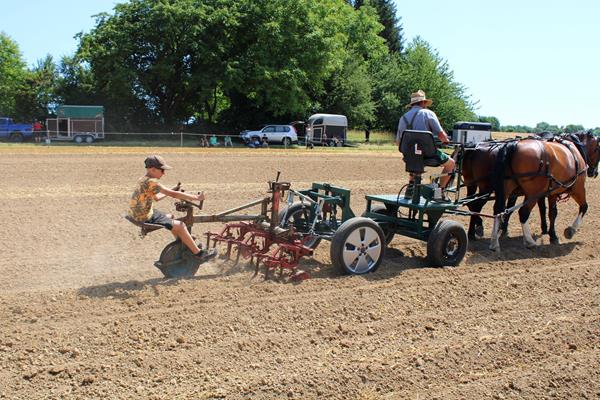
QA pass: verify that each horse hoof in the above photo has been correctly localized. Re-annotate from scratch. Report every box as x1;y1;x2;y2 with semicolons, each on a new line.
489;245;500;252
550;237;560;245
564;227;576;240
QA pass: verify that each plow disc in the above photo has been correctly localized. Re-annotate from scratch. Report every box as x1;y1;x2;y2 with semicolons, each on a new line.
154;241;201;278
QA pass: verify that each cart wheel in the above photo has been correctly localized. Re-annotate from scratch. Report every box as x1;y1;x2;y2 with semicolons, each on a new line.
426;219;468;267
74;135;83;144
154;241;200;278
85;135;94;144
331;217;385;275
362;205;396;245
279;202;321;249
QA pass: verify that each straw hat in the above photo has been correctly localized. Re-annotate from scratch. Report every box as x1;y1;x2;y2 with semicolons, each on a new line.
406;89;433;108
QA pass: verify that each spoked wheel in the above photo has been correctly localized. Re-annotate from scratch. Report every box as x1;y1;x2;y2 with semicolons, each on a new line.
426;219;468;267
362;205;397;245
331;217;385;275
154;240;201;278
279;202;321;249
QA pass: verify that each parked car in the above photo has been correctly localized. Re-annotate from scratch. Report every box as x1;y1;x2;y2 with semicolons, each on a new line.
0;117;33;142
239;125;298;146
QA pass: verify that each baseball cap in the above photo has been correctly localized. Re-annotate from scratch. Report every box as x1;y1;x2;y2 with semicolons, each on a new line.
144;155;172;170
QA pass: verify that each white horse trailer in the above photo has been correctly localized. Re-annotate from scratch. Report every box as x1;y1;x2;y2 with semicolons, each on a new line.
306;114;348;145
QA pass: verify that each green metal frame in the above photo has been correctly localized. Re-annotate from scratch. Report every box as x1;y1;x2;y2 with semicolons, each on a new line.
363;177;462;241
291;146;474;243
284;182;355;240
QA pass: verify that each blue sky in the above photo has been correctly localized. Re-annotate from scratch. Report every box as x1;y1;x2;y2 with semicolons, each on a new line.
2;0;598;129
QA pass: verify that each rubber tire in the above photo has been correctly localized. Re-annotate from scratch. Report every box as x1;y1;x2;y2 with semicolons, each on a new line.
426;219;468;267
85;135;94;144
361;205;396;245
74;136;84;144
331;217;386;275
155;241;200;278
282;137;292;146
9;132;23;143
279;202;321;249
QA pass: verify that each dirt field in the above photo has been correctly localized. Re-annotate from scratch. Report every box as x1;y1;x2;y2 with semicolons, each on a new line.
1;146;599;400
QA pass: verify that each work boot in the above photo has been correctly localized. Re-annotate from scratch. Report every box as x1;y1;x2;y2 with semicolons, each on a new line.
193;248;217;263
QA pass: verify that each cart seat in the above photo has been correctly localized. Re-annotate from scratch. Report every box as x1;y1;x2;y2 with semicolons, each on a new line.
399;130;440;174
125;215;164;236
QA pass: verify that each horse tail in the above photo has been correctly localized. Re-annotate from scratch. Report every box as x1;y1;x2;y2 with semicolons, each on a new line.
491;141;518;214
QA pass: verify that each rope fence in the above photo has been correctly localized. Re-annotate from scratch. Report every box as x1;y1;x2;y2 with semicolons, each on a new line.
35;129;392;147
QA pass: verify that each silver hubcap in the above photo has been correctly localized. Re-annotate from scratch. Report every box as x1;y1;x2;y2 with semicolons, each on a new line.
343;226;382;274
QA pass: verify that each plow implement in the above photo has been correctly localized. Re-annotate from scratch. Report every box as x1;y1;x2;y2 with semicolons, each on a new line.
128;161;483;280
127;173;327;280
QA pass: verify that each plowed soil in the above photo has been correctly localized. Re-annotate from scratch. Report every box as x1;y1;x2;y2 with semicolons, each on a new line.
1;147;598;399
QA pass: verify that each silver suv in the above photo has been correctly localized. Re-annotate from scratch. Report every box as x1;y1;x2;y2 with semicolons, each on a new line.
240;125;298;146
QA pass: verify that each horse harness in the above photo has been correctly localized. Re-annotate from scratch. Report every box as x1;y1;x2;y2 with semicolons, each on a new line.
509;135;588;196
463;136;588;196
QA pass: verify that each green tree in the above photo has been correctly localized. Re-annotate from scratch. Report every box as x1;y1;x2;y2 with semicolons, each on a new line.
501;124;532;133
478;115;500;131
0;32;28;117
320;53;375;125
353;0;403;53
564;124;584;133
14;55;58;120
79;0;228;129
308;0;386;127
220;0;338;128
372;38;476;131
78;0;350;130
533;121;560;134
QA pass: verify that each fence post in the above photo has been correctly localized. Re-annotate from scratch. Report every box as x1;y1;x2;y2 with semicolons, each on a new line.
180;131;183;147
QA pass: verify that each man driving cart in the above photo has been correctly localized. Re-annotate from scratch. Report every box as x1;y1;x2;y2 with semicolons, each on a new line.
395;90;455;191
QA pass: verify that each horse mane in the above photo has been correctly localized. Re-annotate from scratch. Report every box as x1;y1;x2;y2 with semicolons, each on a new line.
533;131;556;140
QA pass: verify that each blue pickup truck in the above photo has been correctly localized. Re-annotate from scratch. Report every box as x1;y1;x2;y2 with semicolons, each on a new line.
0;117;33;142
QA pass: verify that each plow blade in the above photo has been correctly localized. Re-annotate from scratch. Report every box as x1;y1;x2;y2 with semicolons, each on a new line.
154;241;201;278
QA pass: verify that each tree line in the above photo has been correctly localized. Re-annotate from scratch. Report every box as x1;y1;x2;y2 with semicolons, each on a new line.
478;116;599;135
3;0;592;136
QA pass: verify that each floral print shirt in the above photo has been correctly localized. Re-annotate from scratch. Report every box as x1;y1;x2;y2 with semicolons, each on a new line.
128;176;161;222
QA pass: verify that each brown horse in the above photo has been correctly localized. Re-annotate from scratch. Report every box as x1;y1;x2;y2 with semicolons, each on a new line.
461;141;547;240
489;131;600;251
